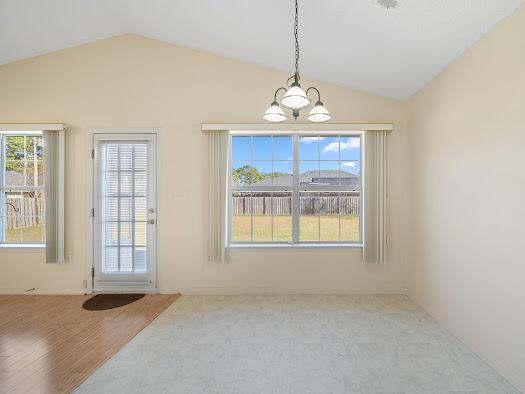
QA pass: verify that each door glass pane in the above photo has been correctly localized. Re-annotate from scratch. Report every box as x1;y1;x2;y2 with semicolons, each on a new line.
100;142;149;273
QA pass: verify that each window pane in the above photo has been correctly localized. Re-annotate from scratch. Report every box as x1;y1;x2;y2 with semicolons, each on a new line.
120;247;133;271
320;192;339;241
299;161;319;186
105;247;118;272
135;197;147;221
5;161;24;186
104;172;119;195
251;161;272;186
300;192;319;241
135;145;148;171
252;136;272;160
119;145;134;171
320;161;340;185
5;136;25;160
4;192;22;242
135;172;147;196
272;161;293;187
26;136;43;160
252;192;272;241
340;160;360;177
231;136;251;161
299;136;319;160
105;197;119;221
22;221;43;242
319;136;339;160
231;192;251;241
339;137;360;160
272;192;292;241
105;222;119;246
120;198;132;222
340;191;360;241
232;162;253;187
273;136;292;160
4;216;21;242
134;247;147;272
26;160;43;186
119;222;132;245
135;222;147;247
119;172;133;195
340;164;361;190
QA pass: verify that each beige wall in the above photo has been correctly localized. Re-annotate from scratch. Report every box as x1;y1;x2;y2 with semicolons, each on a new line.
407;6;525;391
0;34;409;295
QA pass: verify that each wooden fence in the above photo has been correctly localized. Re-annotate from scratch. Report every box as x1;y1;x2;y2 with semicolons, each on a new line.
233;192;360;215
5;197;43;229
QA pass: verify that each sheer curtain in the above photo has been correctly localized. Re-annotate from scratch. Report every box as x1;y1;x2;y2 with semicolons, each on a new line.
207;130;229;263
43;129;65;263
363;130;387;264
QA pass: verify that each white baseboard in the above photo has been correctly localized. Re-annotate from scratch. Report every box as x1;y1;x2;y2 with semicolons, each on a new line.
160;286;408;295
405;288;524;393
0;287;86;295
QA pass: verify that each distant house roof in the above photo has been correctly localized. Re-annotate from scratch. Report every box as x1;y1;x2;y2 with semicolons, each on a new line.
251;170;360;188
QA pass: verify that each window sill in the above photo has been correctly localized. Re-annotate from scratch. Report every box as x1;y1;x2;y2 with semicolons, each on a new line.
0;243;45;250
228;243;363;250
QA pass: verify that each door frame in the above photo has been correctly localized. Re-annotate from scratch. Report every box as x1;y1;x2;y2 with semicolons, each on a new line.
87;128;160;294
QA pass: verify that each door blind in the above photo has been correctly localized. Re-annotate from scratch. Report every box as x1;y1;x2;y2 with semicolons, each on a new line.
97;141;149;273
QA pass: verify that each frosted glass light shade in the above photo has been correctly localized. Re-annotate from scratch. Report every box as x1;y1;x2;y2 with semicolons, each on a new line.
263;103;286;122
307;103;331;123
281;86;310;110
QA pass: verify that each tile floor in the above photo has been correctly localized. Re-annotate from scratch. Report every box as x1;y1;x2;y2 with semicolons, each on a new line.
76;295;517;393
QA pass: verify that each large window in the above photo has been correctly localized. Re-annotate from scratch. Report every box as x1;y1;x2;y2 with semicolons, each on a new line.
229;133;361;245
0;133;45;244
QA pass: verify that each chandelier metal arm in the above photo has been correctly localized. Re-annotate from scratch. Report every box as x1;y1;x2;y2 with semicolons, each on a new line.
306;86;322;104
272;87;288;104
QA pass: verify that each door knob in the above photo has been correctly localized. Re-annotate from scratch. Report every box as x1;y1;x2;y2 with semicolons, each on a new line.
147;219;155;225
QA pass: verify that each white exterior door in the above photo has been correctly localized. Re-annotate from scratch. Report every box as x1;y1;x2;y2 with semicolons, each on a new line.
92;133;157;292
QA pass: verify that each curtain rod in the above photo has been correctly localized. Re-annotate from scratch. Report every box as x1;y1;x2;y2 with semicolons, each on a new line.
201;123;393;132
0;123;66;131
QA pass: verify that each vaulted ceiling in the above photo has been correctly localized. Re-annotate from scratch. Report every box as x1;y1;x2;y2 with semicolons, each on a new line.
1;0;524;100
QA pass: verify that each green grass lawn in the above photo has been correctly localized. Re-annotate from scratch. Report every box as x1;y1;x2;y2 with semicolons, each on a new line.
5;225;43;242
232;215;360;242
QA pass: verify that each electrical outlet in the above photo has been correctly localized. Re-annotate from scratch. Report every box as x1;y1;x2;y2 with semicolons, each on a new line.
65;255;71;263
174;192;187;201
82;280;87;288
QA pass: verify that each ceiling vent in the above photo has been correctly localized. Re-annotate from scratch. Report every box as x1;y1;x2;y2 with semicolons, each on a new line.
373;0;402;10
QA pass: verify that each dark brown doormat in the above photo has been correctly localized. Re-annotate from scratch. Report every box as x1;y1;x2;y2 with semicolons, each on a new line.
82;293;146;311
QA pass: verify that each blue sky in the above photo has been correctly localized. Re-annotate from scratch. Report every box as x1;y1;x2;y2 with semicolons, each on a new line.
232;136;361;176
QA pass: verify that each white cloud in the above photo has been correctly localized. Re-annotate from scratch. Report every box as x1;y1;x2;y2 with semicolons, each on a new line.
322;137;360;154
300;136;325;144
341;161;356;168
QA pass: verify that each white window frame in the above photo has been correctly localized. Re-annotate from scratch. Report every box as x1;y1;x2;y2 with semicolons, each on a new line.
0;131;45;246
228;132;363;247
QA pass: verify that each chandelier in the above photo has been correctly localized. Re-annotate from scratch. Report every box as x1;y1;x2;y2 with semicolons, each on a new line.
263;0;331;123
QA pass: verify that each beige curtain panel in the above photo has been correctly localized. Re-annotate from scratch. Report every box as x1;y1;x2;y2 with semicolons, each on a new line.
363;130;387;264
43;129;65;263
207;130;229;263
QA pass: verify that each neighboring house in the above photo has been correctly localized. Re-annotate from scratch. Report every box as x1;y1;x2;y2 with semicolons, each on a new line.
251;170;361;189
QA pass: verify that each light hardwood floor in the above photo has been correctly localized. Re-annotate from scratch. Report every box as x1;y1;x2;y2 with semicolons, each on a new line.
0;294;179;394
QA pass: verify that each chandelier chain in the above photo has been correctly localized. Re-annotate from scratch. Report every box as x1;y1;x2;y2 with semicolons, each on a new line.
294;0;300;80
